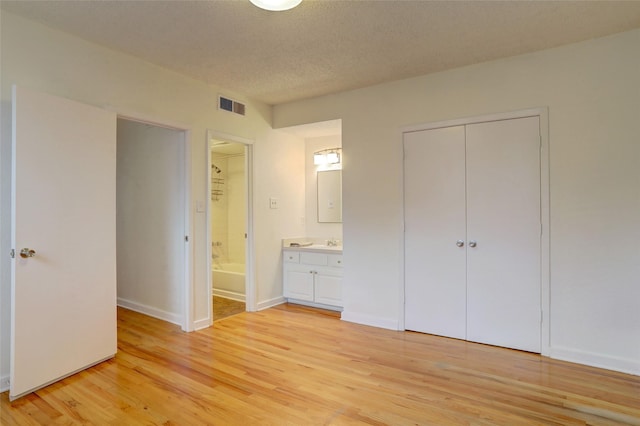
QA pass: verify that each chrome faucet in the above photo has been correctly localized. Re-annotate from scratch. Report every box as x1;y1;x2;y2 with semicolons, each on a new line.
326;238;339;247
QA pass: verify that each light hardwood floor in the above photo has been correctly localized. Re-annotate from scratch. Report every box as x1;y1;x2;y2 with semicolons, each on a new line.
2;304;639;425
213;296;245;321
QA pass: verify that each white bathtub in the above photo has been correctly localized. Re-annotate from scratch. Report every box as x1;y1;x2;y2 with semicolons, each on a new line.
212;262;245;301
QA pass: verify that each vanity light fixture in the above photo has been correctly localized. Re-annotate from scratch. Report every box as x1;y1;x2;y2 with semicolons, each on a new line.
313;148;341;166
326;151;340;164
249;0;302;11
314;152;327;166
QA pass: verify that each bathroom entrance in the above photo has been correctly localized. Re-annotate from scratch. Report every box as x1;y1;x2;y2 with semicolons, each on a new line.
207;131;253;321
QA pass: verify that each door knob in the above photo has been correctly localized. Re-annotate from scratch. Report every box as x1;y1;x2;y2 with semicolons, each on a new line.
468;241;477;248
456;240;464;247
20;248;36;258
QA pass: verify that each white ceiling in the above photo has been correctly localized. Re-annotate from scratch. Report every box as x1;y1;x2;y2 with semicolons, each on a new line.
2;0;640;106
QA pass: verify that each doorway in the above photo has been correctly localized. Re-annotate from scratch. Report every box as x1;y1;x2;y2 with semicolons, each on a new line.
207;131;254;323
116;118;190;329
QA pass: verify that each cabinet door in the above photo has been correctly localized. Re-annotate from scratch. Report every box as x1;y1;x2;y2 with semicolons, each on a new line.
466;117;541;353
314;271;342;306
284;267;314;301
403;126;467;339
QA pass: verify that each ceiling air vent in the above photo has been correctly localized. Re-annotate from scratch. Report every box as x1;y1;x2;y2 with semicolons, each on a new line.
218;95;246;116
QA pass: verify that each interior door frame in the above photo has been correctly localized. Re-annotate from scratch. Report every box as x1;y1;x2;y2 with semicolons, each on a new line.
116;111;193;332
400;107;550;356
206;130;256;326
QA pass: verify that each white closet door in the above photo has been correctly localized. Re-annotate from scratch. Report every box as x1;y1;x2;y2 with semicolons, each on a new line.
404;126;467;339
465;117;541;352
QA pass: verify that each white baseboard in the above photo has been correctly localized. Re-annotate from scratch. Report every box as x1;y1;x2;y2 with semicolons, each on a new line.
1;374;9;392
285;299;342;312
341;310;400;330
256;296;286;311
550;346;640;376
193;317;212;331
117;298;182;326
212;289;246;302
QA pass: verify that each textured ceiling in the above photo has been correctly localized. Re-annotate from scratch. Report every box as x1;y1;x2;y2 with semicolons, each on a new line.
2;0;640;105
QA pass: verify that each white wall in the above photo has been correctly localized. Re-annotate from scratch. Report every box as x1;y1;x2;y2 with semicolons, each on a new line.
305;135;343;239
252;131;306;308
227;155;246;264
0;11;305;388
116;119;185;324
274;29;640;375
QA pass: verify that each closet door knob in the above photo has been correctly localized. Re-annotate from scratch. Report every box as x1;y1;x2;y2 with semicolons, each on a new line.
456;240;464;247
469;240;477;248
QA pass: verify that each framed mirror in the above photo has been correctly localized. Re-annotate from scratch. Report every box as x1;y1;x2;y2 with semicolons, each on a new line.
317;170;342;223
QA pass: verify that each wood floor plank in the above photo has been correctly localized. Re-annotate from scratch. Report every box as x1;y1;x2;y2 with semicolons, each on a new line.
2;303;639;425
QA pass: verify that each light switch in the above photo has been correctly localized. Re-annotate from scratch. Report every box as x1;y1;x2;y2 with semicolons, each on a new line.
196;200;205;213
270;197;279;209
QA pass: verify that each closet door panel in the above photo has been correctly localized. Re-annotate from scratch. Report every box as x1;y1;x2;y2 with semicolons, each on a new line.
465;117;541;352
404;126;467;339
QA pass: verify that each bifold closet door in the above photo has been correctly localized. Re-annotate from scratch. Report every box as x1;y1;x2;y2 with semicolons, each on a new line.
404;116;541;353
465;117;541;353
404;126;467;339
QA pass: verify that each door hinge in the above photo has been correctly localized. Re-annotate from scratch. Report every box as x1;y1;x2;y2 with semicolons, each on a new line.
185;236;189;242
541;310;544;324
10;249;15;259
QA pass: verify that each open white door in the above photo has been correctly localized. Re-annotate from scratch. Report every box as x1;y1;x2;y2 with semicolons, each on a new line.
10;86;117;400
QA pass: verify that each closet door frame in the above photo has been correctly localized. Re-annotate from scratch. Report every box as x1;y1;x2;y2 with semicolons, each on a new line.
400;108;550;356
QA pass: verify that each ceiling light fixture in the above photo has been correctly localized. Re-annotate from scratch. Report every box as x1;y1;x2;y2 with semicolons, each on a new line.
249;0;302;11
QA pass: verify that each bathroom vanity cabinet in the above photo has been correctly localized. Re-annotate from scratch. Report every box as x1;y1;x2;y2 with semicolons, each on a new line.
283;250;343;310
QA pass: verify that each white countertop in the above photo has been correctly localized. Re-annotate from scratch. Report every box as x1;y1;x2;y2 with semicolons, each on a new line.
283;244;343;254
282;238;343;254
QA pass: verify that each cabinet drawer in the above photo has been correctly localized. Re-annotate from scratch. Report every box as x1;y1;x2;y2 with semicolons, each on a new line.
283;251;300;263
300;252;328;266
328;255;343;268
